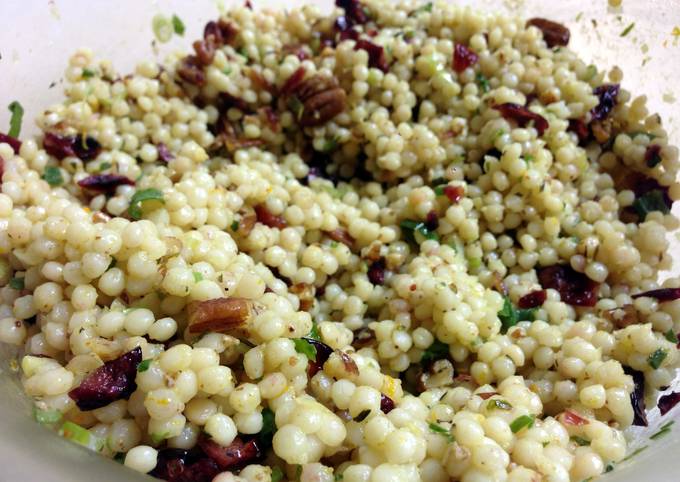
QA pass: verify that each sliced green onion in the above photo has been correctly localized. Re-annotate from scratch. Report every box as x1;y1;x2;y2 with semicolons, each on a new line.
648;348;667;369
428;422;454;442
42;166;64;187
487;399;512;411
620;22;635;37
8;100;24;138
171;14;185;35
9;277;25;290
137;359;152;372
293;338;316;361
193;271;204;282
128;188;164;220
510;414;535;433
152;14;173;43
34;407;63;425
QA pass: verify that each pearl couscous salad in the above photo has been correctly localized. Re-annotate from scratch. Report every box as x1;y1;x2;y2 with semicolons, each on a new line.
1;1;679;481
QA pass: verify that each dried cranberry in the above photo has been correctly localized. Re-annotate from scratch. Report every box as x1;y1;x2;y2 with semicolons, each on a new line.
68;347;142;410
203;21;224;46
198;437;261;470
453;44;478;73
658;391;680;416
354;39;389;72
217;19;239;45
442;185;464;203
260;106;280;132
625;366;648;426
339;28;361;42
0;132;21;153
151;449;199;480
305;338;334;377
254;204;287;229
518;290;547;309
537;265;599;307
425;210;439;231
77;174;134;194
631;288;680;302
380;394;395;413
590;84;620;121
280;66;307;96
193;38;217;66
44;132;101;161
219;92;250;112
244;0;253;9
157;143;175;163
367;258;386;285
334;15;351;33
644;144;663;168
526;18;570;48
568;119;590;145
494;103;549;136
336;0;368;26
177;56;206;86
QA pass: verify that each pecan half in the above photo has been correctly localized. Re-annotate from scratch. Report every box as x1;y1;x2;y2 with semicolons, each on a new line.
295;75;347;127
187;297;261;336
177;56;206;86
325;228;355;248
526;18;570;48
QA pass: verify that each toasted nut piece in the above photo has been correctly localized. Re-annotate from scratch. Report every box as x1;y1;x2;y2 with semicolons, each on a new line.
526;18;570;48
325;228;355;248
417;359;455;392
187;297;261;336
289;283;315;312
295;75;347;127
602;304;639;328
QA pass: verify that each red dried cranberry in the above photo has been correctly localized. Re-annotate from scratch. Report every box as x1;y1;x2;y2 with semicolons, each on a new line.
217;19;239;45
336;0;368;26
72;135;102;161
305;338;334;377
494;103;549;136
43;132;76;159
526;18;570;48
645;144;662;168
280;67;306;96
77;174;135;194
380;394;395;413
443;185;464;203
631;288;680;302
339;28;361;42
68;347;142;410
177;56;207;86
568;119;590;145
425;210;439;231
625;366;648;426
254;204;287;229
453;44;479;73
537;265;599;307
334;15;351;32
518;290;547;309
0;132;21;154
198;437;261;470
658;391;680;416
354;39;389;72
367;258;386;285
590;84;620;121
157;143;174;163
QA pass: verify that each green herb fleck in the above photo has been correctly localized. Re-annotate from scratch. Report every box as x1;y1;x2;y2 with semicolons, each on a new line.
320;137;339;153
334;473;344;481
128;188;164;220
257;407;277;448
494;128;506;140
620;22;635;37
487;399;513;411
354;409;371;422
271;467;284;482
411;2;433;15
9;277;25;290
82;68;96;79
8;100;24;138
150;431;169;444
237;47;249;59
510;414;535;433
293;338;317;361
42;166;64;187
664;329;678;344
571;436;590;446
223;66;233;75
193;272;204;282
400;219;439;243
428;423;454;442
230;220;240;232
434;184;446;196
498;296;538;333
421;339;449;364
648;348;667;369
171;14;185;35
650;421;674;440
137;359;152;372
467;257;482;271
621;445;648;462
646;147;663;168
34;407;63;425
152;14;173;43
308;322;321;340
476;73;490;93
98;161;112;172
524;154;534;163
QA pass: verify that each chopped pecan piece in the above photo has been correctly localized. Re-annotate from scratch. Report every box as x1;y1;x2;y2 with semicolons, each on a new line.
526;18;570;48
193;38;217;66
254;204;287;229
177;56;206;86
590;119;613;144
325;228;355;248
295;75;347;127
602;304;639;328
417;359;455;392
187;297;261;336
337;350;360;376
289;283;315;312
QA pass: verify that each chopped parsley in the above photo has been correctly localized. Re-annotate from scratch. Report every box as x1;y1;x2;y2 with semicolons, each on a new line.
664;329;678;344
584;65;597;81
648;348;667;369
319;137;339;153
42;166;64;187
354;409;371;422
650;420;674;440
128;188;164;220
230;220;240;232
257;407;277;448
192;272;204;282
271;467;284;482
487;399;512;411
421;339;449;364
171;14;185;35
293;338;316;361
510;414;535;433
411;2;433;15
621;445;648;462
400;219;439;243
620;22;635;37
571;436;590;446
428;422;454;442
308;322;321;340
9;277;25;290
137;359;152;372
98;161;112;172
476;73;490;93
150;431;169;444
8;100;24;138
497;296;538;333
334;473;344;481
82;68;96;79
